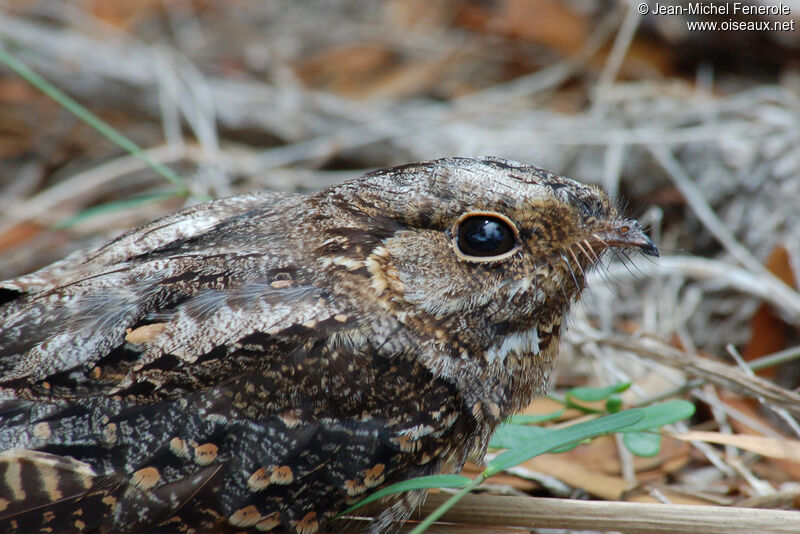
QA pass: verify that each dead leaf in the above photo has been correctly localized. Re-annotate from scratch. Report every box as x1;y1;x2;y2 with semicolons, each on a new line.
0;222;43;253
669;430;800;462
743;245;797;378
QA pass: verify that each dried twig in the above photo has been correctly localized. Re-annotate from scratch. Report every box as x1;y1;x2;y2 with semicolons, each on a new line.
584;332;800;417
402;493;800;534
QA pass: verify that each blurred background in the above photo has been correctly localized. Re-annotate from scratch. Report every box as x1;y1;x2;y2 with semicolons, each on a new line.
1;0;800;521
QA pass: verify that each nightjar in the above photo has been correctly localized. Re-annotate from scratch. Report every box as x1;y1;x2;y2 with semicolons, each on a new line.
0;157;657;533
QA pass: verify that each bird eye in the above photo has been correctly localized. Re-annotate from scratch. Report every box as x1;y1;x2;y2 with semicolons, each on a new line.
452;213;518;261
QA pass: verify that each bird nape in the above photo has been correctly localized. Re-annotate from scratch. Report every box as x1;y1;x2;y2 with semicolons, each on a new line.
0;157;657;534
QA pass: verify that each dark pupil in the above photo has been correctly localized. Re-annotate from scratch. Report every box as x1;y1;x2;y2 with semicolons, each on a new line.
458;216;515;257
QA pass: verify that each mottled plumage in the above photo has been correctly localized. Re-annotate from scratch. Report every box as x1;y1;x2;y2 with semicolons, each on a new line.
0;157;657;533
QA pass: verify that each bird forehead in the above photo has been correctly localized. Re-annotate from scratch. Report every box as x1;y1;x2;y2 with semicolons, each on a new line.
458;178;610;223
427;177;577;216
439;161;607;213
353;157;613;227
519;179;613;221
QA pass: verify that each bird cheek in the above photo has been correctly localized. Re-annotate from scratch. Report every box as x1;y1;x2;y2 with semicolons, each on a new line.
365;245;405;299
377;233;495;317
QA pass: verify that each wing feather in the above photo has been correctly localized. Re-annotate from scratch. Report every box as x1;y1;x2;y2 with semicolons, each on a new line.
0;191;356;399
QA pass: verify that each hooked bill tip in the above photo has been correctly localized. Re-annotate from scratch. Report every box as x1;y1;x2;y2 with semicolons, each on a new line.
638;235;659;257
597;220;659;257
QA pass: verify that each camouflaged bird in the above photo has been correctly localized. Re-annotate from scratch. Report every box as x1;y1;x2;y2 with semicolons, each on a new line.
0;157;657;533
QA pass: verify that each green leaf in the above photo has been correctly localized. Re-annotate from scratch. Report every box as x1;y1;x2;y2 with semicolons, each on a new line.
489;423;551;450
564;399;603;414
406;409;650;534
622;400;695;432
623;431;662;457
485;409;644;476
489;424;581;453
506;409;565;425
339;474;472;516
605;396;623;413
567;381;632;402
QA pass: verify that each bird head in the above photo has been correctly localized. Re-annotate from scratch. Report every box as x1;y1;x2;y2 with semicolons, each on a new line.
329;156;657;419
343;156;656;320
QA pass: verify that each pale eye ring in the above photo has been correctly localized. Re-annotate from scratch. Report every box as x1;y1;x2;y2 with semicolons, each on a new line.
451;212;520;262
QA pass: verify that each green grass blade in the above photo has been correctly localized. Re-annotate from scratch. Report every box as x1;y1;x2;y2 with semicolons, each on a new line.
339;474;471;516
486;409;644;476
408;477;483;534
0;44;188;193
413;410;646;533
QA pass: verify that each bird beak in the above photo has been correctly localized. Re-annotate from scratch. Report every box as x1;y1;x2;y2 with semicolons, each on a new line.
595;220;659;257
